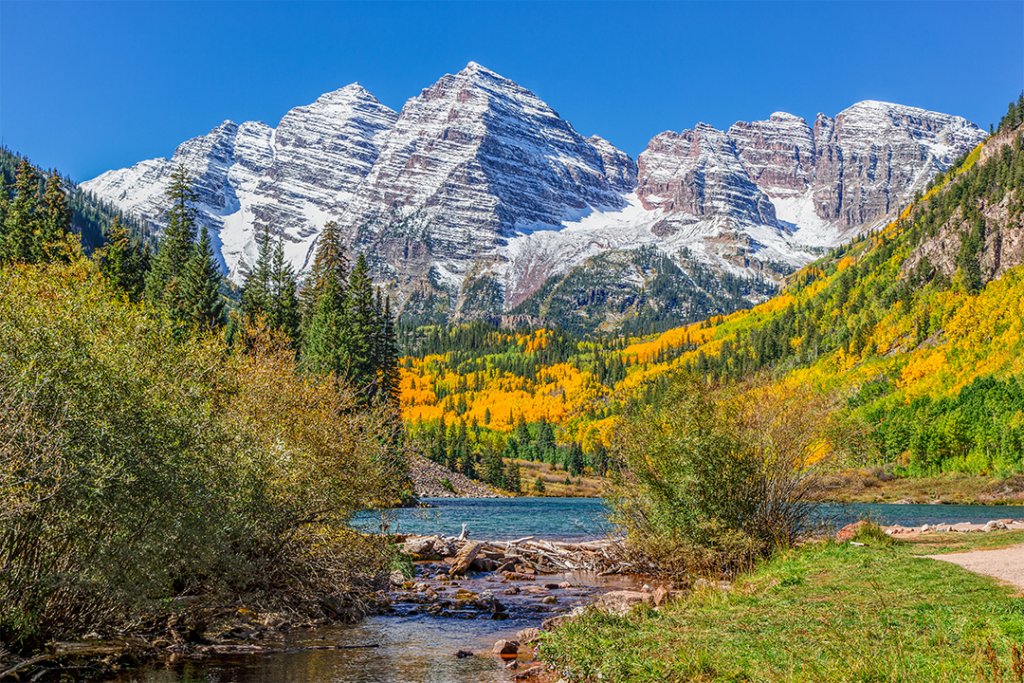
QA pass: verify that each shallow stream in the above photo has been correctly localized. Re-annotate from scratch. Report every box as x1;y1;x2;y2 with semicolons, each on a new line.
112;497;1023;682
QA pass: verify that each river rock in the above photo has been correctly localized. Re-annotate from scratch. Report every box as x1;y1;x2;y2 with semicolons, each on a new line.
542;615;570;631
836;520;868;542
470;558;499;572
455;650;474;658
652;586;670;607
516;627;541;644
598;590;654;615
984;520;1007;532
492;639;520;658
402;536;437;556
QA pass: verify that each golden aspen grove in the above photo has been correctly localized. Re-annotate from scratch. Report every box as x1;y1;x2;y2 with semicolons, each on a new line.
399;105;1024;487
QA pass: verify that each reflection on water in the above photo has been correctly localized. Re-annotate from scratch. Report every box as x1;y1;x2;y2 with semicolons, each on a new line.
116;616;530;683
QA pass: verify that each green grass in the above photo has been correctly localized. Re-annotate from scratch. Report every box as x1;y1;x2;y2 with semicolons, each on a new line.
901;530;1024;556
540;540;1024;682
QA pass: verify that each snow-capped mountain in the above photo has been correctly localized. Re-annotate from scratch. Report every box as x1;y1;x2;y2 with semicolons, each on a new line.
83;84;398;276
82;64;986;328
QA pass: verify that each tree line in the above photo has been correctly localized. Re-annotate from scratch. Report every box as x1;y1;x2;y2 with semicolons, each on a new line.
1;158;399;404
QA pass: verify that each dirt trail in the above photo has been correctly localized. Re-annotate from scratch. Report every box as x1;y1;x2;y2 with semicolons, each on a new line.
923;543;1024;591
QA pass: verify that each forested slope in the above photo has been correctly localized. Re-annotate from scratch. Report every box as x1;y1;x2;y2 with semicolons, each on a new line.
399;97;1024;479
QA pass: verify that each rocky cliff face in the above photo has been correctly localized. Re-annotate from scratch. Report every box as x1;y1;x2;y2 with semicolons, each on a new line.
82;65;986;329
83;85;397;275
341;63;637;262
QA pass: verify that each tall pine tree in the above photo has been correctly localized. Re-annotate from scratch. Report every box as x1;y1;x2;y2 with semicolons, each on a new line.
241;225;273;319
269;234;300;343
181;226;225;330
300;220;348;337
344;252;377;392
146;164;200;310
36;173;74;262
2;159;41;262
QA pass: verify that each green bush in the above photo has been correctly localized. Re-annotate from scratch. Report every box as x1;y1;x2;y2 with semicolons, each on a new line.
0;261;407;647
608;376;859;575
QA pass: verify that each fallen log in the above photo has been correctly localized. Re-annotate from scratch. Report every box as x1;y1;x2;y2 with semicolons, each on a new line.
1;653;54;680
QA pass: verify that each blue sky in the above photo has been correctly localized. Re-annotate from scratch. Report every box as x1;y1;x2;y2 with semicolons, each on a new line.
2;1;1022;182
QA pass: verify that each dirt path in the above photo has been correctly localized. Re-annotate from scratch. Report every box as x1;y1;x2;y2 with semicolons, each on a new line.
923;543;1024;591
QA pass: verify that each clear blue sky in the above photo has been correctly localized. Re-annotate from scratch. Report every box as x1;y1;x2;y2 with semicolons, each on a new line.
2;1;1022;183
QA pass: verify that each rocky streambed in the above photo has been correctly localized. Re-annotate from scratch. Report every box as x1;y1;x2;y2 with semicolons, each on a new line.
378;532;698;680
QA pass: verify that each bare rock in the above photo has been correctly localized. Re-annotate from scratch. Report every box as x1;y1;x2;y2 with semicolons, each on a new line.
597;590;654;615
836;520;868;542
492;639;520;658
516;627;541;644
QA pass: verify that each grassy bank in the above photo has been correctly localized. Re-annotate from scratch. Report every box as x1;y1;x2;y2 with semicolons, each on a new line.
540;533;1024;682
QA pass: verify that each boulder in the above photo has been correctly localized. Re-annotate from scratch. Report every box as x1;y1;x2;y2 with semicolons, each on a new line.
598;590;654;615
652;586;670;607
516;627;541;644
492;639;519;658
836;520;868;542
983;520;1007;532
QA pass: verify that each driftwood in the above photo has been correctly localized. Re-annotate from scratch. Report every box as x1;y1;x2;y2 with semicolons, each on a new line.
1;653;53;680
400;533;633;576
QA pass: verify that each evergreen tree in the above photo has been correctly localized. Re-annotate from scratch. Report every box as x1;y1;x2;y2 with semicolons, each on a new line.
269;235;300;343
567;442;586;476
515;418;532;448
483;446;504;488
375;294;401;405
37;174;73;262
146;164;200;309
95;216;149;301
3;159;41;262
303;276;349;376
300;220;348;337
345;253;377;393
537;419;556;457
445;422;460;471
241;225;273;320
181;226;225;330
431;417;448;464
504;459;521;494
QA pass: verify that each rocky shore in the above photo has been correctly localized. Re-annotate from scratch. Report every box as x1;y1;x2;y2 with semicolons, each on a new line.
385;531;695;681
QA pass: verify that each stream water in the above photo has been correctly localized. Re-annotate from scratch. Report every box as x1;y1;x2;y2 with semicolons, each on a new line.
111;497;1023;683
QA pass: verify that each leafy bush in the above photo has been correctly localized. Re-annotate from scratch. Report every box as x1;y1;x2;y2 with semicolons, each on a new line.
0;261;408;647
608;375;862;575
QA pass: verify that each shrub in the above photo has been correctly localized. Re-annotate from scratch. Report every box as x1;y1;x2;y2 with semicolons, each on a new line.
608;375;862;575
0;262;407;647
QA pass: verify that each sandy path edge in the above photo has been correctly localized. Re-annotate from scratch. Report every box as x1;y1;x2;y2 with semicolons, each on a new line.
922;543;1024;591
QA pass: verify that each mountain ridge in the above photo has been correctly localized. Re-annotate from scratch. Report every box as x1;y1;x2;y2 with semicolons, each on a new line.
81;63;986;331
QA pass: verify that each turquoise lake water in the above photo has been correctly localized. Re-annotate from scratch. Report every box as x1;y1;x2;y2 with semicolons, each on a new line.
356;497;1024;540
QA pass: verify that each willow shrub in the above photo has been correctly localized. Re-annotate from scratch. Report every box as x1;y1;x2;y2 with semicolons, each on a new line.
608;376;864;576
0;262;408;647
